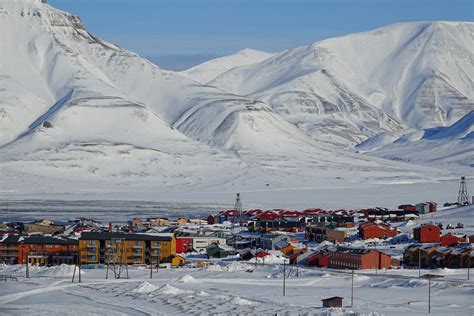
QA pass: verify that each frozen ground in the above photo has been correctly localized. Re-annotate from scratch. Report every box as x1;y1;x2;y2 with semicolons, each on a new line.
0;260;473;315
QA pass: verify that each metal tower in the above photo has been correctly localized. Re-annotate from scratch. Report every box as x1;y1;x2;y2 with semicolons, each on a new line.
232;193;243;231
105;238;129;279
458;176;469;205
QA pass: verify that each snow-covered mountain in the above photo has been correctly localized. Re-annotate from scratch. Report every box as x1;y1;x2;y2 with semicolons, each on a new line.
0;0;442;195
180;48;274;84
359;111;474;169
208;21;474;148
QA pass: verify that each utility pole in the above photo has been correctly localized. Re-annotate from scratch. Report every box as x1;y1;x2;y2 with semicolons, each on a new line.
468;256;470;281
421;274;443;314
283;259;286;296
78;251;81;283
25;251;29;278
351;269;354;307
418;249;421;277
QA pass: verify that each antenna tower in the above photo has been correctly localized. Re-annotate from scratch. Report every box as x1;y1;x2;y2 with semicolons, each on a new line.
105;238;129;279
232;193;243;232
458;176;469;205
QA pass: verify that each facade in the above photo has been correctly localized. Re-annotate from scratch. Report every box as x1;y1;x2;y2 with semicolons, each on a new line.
322;296;343;308
25;223;64;234
358;222;397;240
413;224;440;243
0;235;21;264
190;236;226;252
329;247;392;270
440;233;467;247
176;237;192;253
18;235;78;265
79;232;176;264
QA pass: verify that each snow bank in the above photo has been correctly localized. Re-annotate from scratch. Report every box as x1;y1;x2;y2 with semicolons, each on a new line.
157;284;189;296
132;282;160;294
231;297;255;306
178;274;200;283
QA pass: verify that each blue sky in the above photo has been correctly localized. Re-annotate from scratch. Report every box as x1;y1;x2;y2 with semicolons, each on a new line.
50;0;473;69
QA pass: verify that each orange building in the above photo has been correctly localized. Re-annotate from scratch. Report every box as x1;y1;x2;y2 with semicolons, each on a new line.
329;247;392;270
359;222;398;240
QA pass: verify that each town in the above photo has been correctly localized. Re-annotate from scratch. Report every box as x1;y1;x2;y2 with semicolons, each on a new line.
1;180;472;274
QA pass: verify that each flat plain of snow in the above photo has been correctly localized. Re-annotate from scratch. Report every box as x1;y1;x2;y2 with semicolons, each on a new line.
0;259;473;315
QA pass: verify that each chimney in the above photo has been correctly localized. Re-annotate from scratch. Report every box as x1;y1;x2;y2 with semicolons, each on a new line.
109;222;112;232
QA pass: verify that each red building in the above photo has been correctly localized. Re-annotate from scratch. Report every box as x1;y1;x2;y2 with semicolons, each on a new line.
176;237;192;253
440;233;467;247
17;235;78;265
413;224;440;243
307;251;330;267
358;222;398;240
329;248;392;269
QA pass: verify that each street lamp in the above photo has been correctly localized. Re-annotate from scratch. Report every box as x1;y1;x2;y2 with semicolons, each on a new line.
420;274;444;314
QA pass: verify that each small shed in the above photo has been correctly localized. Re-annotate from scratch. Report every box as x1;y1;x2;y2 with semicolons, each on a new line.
322;296;343;308
170;255;186;267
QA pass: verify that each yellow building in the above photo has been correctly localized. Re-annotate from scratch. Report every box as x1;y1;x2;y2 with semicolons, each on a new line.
79;239;100;264
79;232;176;265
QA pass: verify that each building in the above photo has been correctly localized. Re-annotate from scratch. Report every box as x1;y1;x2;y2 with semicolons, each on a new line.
24;220;64;234
322;296;343;308
403;243;438;267
358;222;398;240
189;236;226;252
79;232;176;264
206;243;236;258
413;224;440;243
170;255;186;267
260;234;290;250
18;235;78;265
440;233;467;247
329;247;392;270
176;237;192;253
0;234;21;264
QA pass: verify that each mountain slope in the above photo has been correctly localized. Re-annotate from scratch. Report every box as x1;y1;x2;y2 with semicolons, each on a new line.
180;48;274;84
359;111;474;169
0;0;445;195
208;21;474;148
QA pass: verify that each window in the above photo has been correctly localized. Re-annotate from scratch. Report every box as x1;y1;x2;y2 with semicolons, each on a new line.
90;241;96;246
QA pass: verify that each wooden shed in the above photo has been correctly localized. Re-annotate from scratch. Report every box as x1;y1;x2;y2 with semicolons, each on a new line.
322;296;343;308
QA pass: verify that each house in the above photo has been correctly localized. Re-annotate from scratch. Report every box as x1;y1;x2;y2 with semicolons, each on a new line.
358;222;397;240
129;218;144;227
329;247;392;270
239;248;254;261
189;236;226;252
289;248;307;264
0;234;21;264
322;296;343;308
440;233;467;247
306;251;330;267
416;203;430;214
206;243;235;258
18;235;78;265
260;234;289;250
413;224;440;243
431;246;452;267
25;220;64;234
448;244;472;268
403;243;438;267
170;255;186;267
427;202;437;213
176;237;192;253
281;245;295;256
